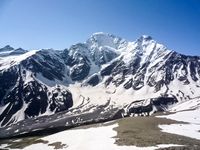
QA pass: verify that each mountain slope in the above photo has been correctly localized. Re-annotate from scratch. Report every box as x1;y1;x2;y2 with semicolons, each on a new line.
0;32;200;137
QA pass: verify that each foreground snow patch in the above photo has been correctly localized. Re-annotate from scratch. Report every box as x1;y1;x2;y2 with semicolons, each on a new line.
159;108;200;124
0;123;182;150
159;124;200;140
158;108;200;140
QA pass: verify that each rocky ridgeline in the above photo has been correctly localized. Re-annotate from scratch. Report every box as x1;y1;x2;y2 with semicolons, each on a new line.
0;32;200;138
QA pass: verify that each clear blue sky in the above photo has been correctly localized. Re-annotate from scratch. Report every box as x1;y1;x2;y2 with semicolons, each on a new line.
0;0;200;56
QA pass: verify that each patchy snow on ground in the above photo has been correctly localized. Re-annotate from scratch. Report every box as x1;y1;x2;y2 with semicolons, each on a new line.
158;108;200;140
0;123;182;150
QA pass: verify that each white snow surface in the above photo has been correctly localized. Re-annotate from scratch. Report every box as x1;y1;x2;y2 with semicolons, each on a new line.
159;124;200;140
87;32;127;50
158;107;200;140
68;83;156;111
0;50;38;70
158;108;200;124
0;123;182;150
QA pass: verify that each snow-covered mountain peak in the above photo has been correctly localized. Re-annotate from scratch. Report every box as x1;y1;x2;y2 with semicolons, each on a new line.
139;35;153;41
15;48;24;51
87;32;128;50
0;46;28;57
10;48;28;55
132;35;170;56
0;45;14;52
135;35;155;46
1;33;200;134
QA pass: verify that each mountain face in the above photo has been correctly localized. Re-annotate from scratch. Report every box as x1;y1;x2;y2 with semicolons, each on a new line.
0;32;200;137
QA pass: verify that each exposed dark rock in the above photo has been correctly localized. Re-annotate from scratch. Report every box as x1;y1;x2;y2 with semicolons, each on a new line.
125;97;178;117
85;74;100;86
124;79;133;89
101;60;119;76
